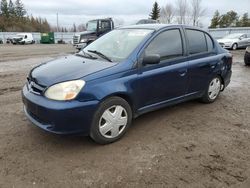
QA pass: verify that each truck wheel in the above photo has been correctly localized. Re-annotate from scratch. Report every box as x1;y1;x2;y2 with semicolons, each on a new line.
90;97;132;144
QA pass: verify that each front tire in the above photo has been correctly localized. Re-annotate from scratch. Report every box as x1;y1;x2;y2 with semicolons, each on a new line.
90;97;132;144
232;43;238;50
201;76;222;103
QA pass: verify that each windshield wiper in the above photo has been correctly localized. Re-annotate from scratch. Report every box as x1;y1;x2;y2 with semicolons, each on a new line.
88;50;113;62
75;51;96;59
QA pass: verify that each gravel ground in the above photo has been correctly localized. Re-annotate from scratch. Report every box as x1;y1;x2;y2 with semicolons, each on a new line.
0;44;250;188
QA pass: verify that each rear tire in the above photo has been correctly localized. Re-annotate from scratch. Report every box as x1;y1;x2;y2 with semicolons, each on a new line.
90;97;132;144
200;76;222;103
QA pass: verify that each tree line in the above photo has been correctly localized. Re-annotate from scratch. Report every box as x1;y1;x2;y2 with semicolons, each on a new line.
0;0;50;32
149;0;250;28
210;10;250;28
149;0;206;27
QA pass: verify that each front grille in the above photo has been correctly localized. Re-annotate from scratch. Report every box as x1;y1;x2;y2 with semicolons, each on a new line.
73;35;79;44
219;43;225;46
27;78;46;95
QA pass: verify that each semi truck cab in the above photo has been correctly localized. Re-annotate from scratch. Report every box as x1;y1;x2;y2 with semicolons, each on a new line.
73;18;114;50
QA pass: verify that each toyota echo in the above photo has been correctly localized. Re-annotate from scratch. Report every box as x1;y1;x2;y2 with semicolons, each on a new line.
22;24;232;144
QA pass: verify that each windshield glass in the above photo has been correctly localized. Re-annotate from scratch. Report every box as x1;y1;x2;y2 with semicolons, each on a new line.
17;34;25;37
86;20;98;31
223;34;243;39
82;29;153;62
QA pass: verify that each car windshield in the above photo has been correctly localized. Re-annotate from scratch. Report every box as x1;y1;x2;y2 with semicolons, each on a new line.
17;34;25;37
81;29;153;62
86;21;98;32
223;34;243;39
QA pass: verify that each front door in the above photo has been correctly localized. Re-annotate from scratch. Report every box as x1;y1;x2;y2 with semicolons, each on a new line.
135;28;188;110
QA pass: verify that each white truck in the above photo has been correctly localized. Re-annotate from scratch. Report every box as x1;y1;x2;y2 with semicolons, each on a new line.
12;33;35;45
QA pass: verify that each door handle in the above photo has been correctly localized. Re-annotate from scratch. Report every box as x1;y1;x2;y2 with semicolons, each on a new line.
210;65;216;69
179;69;187;77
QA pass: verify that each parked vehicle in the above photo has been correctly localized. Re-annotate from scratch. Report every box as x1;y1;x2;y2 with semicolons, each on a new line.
217;33;250;50
12;33;35;45
22;24;232;144
245;46;250;65
6;37;13;44
0;38;3;44
136;19;158;25
73;18;114;50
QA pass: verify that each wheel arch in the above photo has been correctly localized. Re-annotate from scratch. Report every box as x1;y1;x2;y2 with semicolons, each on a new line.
100;93;135;117
216;74;225;91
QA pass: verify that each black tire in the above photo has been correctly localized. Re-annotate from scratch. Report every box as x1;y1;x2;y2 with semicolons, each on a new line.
232;43;238;50
245;53;250;66
200;76;222;103
90;97;132;144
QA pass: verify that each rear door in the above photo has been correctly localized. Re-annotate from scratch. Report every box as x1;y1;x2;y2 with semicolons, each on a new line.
238;34;247;47
247;34;250;46
184;28;218;94
135;27;189;110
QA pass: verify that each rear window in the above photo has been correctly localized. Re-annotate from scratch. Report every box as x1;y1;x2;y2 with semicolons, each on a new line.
186;29;207;54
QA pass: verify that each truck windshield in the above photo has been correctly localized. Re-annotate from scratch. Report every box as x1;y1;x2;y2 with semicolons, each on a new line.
86;20;98;32
82;29;153;62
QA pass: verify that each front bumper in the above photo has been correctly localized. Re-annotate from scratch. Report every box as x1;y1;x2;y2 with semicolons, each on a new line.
22;85;99;135
74;42;87;50
219;43;232;49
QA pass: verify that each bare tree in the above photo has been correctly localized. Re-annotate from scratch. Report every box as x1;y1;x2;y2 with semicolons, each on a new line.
176;0;189;24
77;24;86;32
160;3;175;24
191;0;206;26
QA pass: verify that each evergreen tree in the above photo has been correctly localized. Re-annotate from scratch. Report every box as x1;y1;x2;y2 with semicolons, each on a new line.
1;0;9;17
149;1;160;20
15;0;26;18
238;13;250;27
219;10;238;28
8;0;15;17
209;10;220;28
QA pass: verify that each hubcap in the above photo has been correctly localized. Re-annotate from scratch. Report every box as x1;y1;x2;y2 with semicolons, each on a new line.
233;44;237;50
208;78;221;100
99;105;128;139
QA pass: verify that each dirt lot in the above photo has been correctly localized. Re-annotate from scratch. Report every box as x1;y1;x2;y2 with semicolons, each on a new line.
0;44;250;188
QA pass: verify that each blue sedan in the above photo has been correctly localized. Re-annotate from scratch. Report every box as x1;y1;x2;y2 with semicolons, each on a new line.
22;24;232;144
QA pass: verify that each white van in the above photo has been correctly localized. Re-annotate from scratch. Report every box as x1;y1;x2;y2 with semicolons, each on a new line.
12;33;35;45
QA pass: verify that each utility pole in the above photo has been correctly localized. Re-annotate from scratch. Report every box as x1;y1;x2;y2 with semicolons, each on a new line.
57;13;59;32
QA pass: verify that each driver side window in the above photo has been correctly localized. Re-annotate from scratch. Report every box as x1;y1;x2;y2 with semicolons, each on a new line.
145;29;183;61
100;21;111;31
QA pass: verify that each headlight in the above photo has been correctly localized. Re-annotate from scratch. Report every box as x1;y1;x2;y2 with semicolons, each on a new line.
80;38;87;43
45;80;85;101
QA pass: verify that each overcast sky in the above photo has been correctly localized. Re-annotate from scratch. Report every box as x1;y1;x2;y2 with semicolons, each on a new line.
22;0;250;28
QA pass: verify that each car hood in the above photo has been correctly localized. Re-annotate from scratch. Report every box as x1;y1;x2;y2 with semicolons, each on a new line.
13;37;23;39
76;31;96;36
30;55;117;86
217;38;236;43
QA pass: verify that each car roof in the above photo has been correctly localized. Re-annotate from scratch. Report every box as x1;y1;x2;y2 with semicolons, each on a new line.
120;24;200;31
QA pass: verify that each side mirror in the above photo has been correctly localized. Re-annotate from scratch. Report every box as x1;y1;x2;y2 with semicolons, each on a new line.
143;54;160;65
